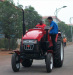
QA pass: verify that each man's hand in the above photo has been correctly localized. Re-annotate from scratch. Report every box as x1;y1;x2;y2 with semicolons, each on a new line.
48;27;53;33
48;30;50;33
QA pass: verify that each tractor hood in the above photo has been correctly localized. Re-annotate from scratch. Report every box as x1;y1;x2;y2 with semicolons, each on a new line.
23;29;44;41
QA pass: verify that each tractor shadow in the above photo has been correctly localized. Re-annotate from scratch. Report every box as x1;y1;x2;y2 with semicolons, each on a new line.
20;64;47;73
20;64;62;73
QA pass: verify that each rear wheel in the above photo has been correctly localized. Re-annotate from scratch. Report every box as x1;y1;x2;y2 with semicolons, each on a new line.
11;53;20;72
21;59;33;67
53;36;64;67
46;53;53;73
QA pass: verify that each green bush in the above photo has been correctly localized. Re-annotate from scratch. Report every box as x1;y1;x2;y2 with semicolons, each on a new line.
0;39;5;48
10;38;18;50
0;38;18;50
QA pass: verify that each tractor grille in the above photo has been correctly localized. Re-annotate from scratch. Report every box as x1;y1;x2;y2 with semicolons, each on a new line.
24;44;34;50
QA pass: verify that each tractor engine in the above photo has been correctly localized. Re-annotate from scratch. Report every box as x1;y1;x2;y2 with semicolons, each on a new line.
20;28;47;59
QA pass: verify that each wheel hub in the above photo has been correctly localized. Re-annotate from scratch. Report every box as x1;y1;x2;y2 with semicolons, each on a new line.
16;56;20;69
50;56;53;69
61;43;63;61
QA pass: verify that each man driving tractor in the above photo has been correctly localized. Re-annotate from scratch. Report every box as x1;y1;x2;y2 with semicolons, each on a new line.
36;21;46;29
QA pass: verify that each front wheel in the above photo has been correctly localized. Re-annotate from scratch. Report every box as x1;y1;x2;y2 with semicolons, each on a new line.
46;53;53;73
11;53;20;72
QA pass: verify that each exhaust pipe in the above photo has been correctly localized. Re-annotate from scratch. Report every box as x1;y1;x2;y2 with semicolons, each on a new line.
22;9;26;36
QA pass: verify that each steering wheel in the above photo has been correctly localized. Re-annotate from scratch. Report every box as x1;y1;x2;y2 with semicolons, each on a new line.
35;26;43;29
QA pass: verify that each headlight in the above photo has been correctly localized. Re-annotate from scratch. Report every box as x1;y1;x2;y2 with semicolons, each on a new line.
23;40;37;44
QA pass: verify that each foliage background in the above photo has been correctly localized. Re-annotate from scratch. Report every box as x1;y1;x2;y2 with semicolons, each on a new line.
0;0;73;50
0;1;42;50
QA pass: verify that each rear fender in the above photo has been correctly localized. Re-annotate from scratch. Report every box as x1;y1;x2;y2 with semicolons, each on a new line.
55;32;61;42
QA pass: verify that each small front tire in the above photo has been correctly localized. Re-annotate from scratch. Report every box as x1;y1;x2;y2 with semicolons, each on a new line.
11;53;20;72
46;53;53;73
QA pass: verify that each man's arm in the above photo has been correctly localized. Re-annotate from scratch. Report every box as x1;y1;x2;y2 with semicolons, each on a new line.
48;22;54;33
48;27;53;33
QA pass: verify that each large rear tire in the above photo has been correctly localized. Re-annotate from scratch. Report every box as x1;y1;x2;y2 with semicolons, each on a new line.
21;59;33;67
46;53;53;73
53;36;64;67
11;53;20;72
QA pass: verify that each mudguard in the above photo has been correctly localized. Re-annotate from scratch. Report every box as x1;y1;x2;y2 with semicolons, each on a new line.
13;50;20;55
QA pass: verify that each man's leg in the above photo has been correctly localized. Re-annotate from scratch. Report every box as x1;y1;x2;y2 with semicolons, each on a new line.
50;34;56;51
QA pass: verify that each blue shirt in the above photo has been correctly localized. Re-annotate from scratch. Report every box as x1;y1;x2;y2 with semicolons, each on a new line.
49;21;58;34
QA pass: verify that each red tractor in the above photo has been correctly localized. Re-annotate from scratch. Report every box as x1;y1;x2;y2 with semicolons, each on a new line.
11;10;64;73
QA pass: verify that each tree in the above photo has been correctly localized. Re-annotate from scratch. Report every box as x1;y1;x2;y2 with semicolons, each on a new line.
6;0;13;3
58;22;73;42
0;1;23;50
0;1;42;50
24;6;42;29
45;19;50;26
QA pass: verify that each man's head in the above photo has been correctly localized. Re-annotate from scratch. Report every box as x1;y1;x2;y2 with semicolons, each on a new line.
39;21;43;25
47;16;53;23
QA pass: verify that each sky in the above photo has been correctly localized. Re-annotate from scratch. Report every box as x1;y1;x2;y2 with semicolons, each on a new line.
13;0;73;24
